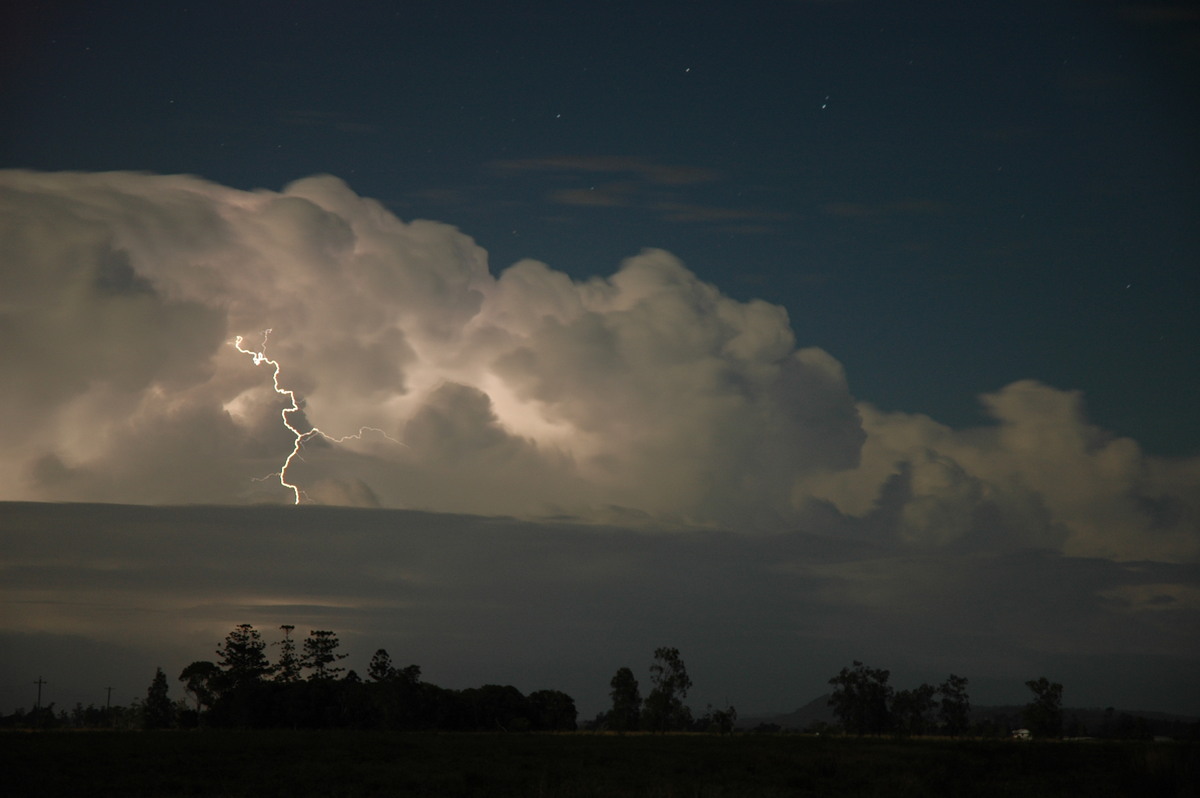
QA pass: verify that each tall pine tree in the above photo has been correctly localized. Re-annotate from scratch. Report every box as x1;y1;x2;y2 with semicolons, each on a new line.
143;667;174;729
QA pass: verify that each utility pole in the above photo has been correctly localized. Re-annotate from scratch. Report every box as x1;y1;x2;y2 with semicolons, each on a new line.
105;686;114;727
33;676;47;729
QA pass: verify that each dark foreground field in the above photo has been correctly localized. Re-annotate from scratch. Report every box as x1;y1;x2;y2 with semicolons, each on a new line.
4;731;1197;797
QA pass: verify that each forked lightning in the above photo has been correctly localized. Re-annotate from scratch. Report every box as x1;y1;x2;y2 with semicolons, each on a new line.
233;330;399;504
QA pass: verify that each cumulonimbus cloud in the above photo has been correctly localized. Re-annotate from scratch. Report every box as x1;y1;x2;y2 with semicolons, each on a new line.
799;383;1200;562
0;170;861;527
1;170;1196;562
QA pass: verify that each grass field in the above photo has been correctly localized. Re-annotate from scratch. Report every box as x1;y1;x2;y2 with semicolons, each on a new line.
4;730;1197;797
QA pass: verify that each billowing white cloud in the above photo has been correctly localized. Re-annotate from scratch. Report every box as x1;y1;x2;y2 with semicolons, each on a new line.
801;381;1200;562
0;170;860;526
1;170;1197;564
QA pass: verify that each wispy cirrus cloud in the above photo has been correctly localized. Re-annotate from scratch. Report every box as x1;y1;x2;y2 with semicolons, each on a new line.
821;198;952;218
548;182;639;207
652;201;792;225
490;156;719;186
492;156;790;232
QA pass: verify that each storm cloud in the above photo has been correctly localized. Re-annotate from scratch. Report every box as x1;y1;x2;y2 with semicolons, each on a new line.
1;169;1197;565
3;170;1200;718
1;170;862;527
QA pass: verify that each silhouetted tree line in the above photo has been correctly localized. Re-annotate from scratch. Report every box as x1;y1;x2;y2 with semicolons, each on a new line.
584;646;737;734
162;624;579;731
824;661;1070;738
5;641;1198;740
820;661;1200;740
0;703;141;731
0;668;176;731
825;661;973;737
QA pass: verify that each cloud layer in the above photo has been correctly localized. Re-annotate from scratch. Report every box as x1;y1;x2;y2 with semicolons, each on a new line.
2;503;1197;717
1;170;1197;562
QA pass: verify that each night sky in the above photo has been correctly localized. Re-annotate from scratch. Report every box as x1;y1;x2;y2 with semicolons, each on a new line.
2;1;1198;719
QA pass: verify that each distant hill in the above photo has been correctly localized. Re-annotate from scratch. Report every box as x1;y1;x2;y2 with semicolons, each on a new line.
737;694;835;731
738;695;1199;738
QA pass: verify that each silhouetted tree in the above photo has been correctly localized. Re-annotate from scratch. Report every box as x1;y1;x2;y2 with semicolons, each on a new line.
419;683;466;730
368;649;395;682
363;650;424;729
608;666;642;732
301;630;347;681
1100;706;1116;738
828;661;893;735
1023;677;1063;738
336;670;381;728
215;624;270;689
528;689;578;731
697;703;738;734
209;625;274;727
891;683;936;737
462;684;531;731
273;625;301;683
643;647;693;732
1065;712;1087;738
178;660;220;712
143;667;174;729
26;702;59;730
937;674;971;736
1113;711;1152;740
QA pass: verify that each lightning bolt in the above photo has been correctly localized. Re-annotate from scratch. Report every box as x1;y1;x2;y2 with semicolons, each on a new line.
232;330;401;504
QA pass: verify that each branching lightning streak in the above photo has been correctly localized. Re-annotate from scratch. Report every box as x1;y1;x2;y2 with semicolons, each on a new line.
233;330;401;504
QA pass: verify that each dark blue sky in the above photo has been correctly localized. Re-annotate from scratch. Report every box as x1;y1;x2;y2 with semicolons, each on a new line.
4;0;1198;453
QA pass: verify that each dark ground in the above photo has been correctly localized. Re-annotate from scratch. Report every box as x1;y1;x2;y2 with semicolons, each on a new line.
4;730;1198;797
